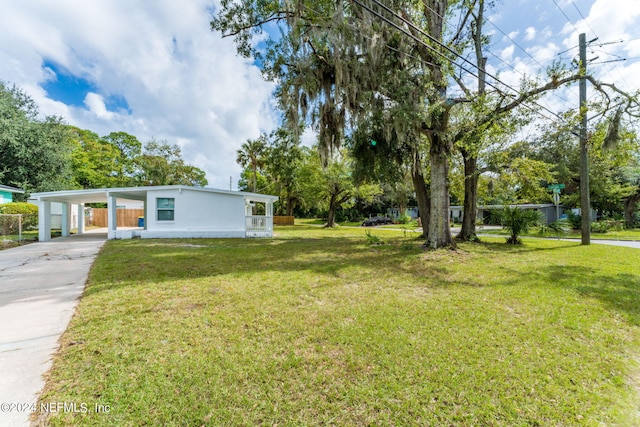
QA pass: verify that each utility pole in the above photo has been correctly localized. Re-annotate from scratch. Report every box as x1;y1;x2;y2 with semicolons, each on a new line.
579;33;590;245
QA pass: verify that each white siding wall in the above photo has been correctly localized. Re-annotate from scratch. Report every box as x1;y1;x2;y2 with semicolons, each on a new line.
142;188;246;238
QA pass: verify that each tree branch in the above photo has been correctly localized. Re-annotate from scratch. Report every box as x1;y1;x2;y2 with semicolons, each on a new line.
584;76;640;117
306;39;329;65
220;11;295;38
453;74;472;98
449;0;477;45
452;71;640;144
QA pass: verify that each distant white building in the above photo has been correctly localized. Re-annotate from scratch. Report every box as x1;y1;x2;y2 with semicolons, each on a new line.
453;204;568;225
29;186;278;241
390;204;568;225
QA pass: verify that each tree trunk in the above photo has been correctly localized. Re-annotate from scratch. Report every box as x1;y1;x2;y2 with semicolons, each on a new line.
325;192;338;227
427;134;455;249
286;196;295;216
411;150;430;238
458;150;479;241
624;190;640;228
422;0;454;249
251;164;258;193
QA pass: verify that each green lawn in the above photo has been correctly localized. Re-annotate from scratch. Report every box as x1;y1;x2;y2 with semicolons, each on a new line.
36;226;640;426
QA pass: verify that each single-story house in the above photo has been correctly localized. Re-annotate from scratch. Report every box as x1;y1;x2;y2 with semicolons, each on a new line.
29;185;278;241
387;207;419;220
390;204;567;225
451;203;566;225
475;204;564;225
0;184;25;203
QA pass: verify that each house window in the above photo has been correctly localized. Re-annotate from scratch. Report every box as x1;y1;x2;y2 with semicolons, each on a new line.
157;198;175;221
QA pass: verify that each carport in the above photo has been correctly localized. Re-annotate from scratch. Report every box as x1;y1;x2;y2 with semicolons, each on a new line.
29;188;148;241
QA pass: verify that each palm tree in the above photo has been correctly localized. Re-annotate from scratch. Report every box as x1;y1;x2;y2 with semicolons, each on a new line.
492;206;544;244
236;135;267;192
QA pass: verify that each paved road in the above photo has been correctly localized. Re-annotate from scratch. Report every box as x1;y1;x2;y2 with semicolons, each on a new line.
0;233;106;427
584;239;640;249
423;227;640;249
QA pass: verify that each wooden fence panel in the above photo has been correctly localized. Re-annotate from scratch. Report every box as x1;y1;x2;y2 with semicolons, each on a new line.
91;209;145;227
273;216;294;226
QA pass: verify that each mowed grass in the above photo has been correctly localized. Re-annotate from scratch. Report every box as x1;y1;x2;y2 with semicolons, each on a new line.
36;226;640;426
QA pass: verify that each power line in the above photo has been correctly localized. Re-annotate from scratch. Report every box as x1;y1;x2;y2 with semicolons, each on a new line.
354;0;566;123
484;47;572;109
484;18;547;69
569;0;598;40
421;1;573;114
551;0;581;35
302;3;440;69
351;0;486;83
552;0;633;93
547;1;626;103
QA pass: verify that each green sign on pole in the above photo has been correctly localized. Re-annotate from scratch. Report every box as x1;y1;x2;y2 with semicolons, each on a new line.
548;183;565;190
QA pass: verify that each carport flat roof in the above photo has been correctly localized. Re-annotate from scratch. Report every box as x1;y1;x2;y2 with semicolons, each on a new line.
29;185;279;204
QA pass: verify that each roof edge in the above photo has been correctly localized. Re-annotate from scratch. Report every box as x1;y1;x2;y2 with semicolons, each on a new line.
0;184;25;194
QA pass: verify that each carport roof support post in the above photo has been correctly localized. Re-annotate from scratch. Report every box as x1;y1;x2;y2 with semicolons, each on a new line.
38;201;51;242
107;195;117;240
77;203;85;235
61;202;70;237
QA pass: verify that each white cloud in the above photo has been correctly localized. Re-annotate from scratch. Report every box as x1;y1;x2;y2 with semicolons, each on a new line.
500;45;515;61
0;0;277;189
84;93;115;120
560;0;640;89
526;42;561;64
524;27;536;41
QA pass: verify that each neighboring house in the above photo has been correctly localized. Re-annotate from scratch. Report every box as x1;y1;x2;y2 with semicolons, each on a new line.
389;204;565;225
0;184;24;203
387;207;419;220
457;203;566;225
29;185;278;241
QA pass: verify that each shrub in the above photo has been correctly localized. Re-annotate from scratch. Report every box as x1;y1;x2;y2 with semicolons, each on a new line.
607;220;624;232
541;219;571;239
0;203;38;232
590;220;624;234
566;211;581;229
492;206;544;245
397;212;412;224
591;221;609;233
0;202;38;215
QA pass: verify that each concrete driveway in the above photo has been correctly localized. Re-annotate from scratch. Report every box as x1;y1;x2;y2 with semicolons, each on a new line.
0;233;106;427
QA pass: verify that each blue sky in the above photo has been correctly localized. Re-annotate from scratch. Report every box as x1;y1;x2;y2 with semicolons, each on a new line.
0;0;638;188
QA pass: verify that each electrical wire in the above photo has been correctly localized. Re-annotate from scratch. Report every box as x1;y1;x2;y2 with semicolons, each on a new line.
551;0;581;35
425;3;574;115
552;0;632;94
353;0;566;123
569;0;598;39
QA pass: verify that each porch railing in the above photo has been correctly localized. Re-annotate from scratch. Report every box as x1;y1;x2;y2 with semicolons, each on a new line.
245;215;273;237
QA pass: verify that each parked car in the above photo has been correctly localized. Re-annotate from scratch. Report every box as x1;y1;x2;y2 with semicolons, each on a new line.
361;216;393;226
